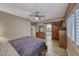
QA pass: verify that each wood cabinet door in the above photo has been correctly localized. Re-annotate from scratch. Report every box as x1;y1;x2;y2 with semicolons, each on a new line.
52;25;59;40
59;31;67;49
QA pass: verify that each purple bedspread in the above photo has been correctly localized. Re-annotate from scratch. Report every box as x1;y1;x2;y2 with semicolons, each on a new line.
9;36;47;56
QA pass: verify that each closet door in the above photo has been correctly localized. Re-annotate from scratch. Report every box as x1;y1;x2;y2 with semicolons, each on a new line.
52;24;59;40
52;21;63;40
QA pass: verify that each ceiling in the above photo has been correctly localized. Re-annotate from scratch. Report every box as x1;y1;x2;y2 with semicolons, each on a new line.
0;3;68;22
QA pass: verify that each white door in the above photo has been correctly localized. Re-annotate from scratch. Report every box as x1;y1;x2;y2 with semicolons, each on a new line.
31;26;36;37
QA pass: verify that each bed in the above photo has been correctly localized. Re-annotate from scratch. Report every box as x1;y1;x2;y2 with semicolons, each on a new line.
9;36;47;56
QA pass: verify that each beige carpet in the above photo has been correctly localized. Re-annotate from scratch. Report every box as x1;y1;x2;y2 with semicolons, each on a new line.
45;39;68;56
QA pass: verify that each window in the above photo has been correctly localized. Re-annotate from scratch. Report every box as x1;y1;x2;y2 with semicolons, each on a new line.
67;13;75;42
67;17;72;39
75;8;79;46
71;13;75;41
67;8;79;47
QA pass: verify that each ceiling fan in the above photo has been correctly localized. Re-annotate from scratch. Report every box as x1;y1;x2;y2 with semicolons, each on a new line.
29;11;45;20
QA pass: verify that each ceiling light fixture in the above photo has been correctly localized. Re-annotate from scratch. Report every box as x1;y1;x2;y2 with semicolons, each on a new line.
35;17;39;20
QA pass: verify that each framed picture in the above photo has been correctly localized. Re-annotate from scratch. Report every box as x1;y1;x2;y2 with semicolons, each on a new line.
39;26;44;32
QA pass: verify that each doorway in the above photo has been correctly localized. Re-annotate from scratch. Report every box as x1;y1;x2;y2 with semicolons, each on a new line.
46;24;52;40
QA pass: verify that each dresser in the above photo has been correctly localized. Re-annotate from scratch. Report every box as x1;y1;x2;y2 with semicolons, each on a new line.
36;32;45;39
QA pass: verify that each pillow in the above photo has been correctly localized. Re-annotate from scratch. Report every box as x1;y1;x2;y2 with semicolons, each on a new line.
0;41;19;56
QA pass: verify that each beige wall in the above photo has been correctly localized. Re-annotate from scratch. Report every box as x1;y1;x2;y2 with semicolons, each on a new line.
0;11;31;41
66;4;79;56
36;17;64;32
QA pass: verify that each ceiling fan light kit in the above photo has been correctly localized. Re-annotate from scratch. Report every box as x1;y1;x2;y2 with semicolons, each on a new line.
35;17;39;20
29;11;45;20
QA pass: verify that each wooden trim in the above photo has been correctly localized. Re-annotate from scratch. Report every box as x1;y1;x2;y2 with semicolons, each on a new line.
67;48;70;56
64;3;70;18
64;3;77;19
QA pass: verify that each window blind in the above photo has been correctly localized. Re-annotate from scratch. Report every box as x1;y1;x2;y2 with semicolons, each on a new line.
76;8;79;46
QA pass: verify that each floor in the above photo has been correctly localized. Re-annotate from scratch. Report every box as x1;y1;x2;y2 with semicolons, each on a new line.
45;39;68;56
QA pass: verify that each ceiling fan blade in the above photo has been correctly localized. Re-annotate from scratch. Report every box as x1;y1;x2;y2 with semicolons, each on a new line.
28;14;34;17
37;15;45;17
28;11;45;19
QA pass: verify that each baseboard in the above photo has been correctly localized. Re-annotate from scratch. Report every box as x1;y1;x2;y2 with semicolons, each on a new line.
67;48;70;56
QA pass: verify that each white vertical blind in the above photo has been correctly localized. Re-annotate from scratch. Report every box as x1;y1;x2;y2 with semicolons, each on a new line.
67;13;75;42
71;13;75;41
67;8;79;47
67;17;72;39
76;8;79;46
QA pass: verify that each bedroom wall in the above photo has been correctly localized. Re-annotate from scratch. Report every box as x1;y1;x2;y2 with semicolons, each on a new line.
65;3;79;56
36;17;64;33
0;11;31;41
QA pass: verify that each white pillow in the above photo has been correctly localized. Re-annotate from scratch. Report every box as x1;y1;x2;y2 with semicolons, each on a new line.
0;42;19;56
